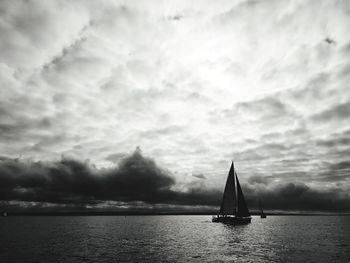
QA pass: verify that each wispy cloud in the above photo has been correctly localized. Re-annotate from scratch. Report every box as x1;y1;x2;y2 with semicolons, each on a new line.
0;0;350;211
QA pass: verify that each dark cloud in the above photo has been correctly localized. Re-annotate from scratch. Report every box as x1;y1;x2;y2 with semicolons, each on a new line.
0;149;220;207
244;180;350;212
312;101;350;122
0;150;349;212
315;160;350;183
316;131;350;148
329;161;350;171
0;116;53;142
192;174;206;179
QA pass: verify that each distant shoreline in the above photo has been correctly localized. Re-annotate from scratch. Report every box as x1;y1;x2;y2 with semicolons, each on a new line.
2;212;349;216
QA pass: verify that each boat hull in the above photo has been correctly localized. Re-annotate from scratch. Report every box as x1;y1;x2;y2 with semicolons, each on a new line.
212;216;251;225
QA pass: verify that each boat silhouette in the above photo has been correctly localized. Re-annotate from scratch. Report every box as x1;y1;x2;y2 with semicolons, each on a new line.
212;162;251;224
259;200;267;218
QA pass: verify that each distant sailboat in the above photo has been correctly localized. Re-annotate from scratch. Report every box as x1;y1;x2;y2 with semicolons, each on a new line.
212;162;251;224
259;200;266;218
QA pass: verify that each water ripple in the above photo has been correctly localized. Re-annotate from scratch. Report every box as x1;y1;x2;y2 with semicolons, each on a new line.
0;216;349;262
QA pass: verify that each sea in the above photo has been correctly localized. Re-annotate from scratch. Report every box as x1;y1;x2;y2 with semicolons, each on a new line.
0;215;349;263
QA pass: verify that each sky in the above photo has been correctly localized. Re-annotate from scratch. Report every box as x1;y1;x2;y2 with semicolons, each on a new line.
1;0;350;212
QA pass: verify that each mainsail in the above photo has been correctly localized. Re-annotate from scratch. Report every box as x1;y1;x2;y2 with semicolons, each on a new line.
235;170;251;217
219;162;236;215
218;162;250;217
213;162;252;224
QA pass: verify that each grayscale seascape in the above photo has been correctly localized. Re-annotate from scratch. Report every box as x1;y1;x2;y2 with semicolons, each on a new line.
1;0;350;262
1;216;349;263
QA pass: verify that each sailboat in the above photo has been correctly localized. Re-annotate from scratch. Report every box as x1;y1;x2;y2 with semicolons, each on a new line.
212;162;251;224
259;200;267;218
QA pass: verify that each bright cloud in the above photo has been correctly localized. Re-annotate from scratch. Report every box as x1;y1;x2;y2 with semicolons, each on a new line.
1;0;350;210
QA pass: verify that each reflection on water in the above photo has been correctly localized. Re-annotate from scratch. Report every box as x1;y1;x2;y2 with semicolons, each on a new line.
0;216;349;262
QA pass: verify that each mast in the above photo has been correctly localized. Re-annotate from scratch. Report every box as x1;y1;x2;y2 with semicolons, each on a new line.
219;162;236;215
235;170;251;217
233;163;237;215
259;200;264;214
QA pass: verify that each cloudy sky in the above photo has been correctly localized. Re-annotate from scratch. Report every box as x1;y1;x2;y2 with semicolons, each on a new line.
1;0;350;212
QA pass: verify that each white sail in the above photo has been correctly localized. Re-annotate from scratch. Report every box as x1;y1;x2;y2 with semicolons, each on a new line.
219;162;236;215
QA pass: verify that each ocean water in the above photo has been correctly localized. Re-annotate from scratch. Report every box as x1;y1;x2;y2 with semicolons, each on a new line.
0;215;349;263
